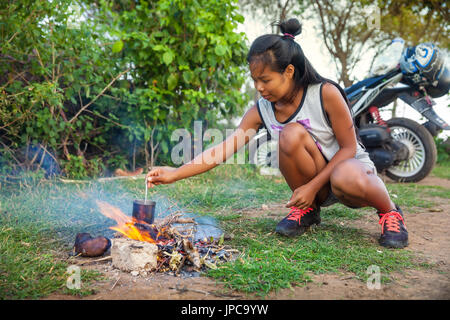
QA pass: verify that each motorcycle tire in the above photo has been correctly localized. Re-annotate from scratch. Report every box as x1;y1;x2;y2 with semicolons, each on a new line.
249;129;281;176
385;117;437;182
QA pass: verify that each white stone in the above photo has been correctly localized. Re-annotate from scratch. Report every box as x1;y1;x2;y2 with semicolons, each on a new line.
111;238;158;272
140;271;148;277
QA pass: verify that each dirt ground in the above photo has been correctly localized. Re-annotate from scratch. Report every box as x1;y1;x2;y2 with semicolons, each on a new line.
44;175;450;300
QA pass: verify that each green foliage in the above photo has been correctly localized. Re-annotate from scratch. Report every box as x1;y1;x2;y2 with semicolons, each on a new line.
61;155;105;179
378;0;449;50
0;0;124;177
0;0;249;177
102;0;249;165
434;136;450;163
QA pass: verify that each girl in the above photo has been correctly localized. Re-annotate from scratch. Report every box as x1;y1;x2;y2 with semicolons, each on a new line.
146;18;408;249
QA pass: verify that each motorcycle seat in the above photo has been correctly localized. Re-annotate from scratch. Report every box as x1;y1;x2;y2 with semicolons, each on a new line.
344;74;386;99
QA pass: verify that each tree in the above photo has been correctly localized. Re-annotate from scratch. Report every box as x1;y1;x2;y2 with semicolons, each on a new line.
310;0;379;87
239;0;305;33
377;0;449;49
306;0;448;88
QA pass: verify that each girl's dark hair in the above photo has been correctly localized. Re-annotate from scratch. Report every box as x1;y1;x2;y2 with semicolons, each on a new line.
247;18;358;136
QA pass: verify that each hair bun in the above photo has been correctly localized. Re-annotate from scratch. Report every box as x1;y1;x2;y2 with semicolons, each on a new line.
279;18;302;37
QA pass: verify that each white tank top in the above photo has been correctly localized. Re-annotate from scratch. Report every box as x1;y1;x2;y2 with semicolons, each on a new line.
256;82;372;164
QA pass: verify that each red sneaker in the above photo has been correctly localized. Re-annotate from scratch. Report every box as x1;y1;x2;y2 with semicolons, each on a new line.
378;205;408;248
275;206;321;237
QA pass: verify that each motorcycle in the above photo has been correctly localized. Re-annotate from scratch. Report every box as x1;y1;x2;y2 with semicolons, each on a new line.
251;38;450;182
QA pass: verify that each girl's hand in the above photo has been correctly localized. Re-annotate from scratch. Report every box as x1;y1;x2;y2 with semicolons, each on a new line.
286;184;318;210
146;167;177;188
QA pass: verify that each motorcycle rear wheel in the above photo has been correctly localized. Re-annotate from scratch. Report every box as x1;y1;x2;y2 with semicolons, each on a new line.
385;117;437;182
250;129;281;176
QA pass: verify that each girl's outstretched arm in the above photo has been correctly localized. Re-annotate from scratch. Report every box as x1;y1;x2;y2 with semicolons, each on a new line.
147;105;262;188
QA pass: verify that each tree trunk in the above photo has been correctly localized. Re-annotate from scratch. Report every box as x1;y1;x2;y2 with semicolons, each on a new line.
391;100;397;118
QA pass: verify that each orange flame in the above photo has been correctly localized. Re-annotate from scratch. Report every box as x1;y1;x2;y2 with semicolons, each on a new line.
96;200;156;243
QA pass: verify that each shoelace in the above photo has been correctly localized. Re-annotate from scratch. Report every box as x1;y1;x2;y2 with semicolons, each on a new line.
286;207;313;224
378;211;406;234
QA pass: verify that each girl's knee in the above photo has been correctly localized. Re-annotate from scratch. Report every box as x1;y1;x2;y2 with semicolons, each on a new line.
330;160;368;194
279;123;309;155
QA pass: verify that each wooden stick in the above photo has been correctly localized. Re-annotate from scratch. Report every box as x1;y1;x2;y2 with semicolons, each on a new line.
76;256;112;265
59;174;146;183
176;256;186;275
110;276;121;291
97;174;146;182
170;285;209;296
59;178;91;183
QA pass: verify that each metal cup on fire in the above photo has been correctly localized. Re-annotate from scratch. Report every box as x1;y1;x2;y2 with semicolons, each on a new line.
132;200;156;224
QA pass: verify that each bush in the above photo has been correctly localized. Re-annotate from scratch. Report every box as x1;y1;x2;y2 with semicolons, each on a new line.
0;0;249;178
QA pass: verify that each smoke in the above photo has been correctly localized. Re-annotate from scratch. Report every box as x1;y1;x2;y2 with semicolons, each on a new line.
0;177;190;247
63;180;188;238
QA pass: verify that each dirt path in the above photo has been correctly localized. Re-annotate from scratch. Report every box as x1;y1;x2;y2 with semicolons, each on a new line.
44;176;449;300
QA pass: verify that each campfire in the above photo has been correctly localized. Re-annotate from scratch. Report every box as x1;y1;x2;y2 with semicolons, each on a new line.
73;200;237;275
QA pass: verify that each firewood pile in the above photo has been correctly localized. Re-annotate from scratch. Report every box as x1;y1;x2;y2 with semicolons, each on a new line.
127;212;238;274
73;209;238;275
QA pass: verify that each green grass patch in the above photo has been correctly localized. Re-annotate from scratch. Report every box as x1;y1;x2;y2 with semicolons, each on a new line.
422;186;450;199
432;161;450;180
207;217;418;295
384;184;444;210
320;204;371;221
0;222;100;299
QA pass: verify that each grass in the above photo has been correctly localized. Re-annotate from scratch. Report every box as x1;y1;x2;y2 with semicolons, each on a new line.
207;219;418;295
384;183;448;211
0;219;101;299
431;161;450;180
0;161;448;299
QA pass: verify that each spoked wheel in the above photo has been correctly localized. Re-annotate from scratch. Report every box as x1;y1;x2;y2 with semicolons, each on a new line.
249;129;281;176
385;117;437;182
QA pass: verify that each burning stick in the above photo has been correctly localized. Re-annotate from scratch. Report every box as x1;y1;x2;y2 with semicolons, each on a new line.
155;213;196;229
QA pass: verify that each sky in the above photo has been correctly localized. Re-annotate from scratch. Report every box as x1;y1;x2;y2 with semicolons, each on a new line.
237;13;450;138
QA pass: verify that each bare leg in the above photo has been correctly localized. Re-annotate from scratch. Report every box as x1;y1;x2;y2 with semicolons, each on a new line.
330;159;396;213
330;159;408;248
278;123;329;207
